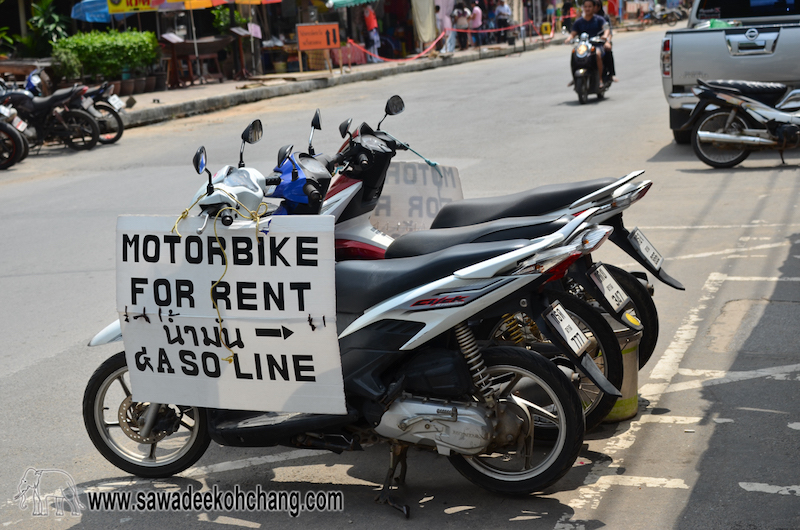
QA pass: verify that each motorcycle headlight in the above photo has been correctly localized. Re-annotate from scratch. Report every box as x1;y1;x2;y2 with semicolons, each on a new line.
576;44;589;57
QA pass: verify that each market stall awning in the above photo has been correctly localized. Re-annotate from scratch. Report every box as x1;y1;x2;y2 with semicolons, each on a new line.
325;0;375;9
71;0;132;22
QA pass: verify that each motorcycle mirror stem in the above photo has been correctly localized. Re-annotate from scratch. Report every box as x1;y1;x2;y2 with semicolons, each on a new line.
308;109;321;156
193;146;214;196
277;144;299;181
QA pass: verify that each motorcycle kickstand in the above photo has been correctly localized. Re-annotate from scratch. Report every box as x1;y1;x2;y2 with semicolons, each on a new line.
374;443;410;518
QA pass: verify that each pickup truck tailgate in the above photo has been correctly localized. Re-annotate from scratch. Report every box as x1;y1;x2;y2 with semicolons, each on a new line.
670;25;800;87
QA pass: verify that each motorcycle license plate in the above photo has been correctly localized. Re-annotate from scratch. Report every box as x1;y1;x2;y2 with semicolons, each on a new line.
107;94;124;111
12;116;27;132
0;105;9;117
544;301;591;356
588;263;630;313
629;228;664;270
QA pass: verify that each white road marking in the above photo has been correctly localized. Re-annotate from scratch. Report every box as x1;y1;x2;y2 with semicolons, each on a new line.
640;223;800;230
558;274;724;528
724;275;800;282
666;242;789;261
713;418;734;424
663;364;800;394
739;482;800;496
788;423;800;430
182;449;320;478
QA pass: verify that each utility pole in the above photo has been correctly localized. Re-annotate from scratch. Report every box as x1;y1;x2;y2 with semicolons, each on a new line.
18;0;28;37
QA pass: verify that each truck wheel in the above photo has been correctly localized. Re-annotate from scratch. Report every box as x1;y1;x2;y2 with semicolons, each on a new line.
691;110;751;168
672;129;691;145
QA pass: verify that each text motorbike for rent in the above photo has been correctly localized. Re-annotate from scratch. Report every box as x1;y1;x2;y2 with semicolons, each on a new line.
679;79;800;168
0;78;99;151
84;119;623;516
569;33;612;104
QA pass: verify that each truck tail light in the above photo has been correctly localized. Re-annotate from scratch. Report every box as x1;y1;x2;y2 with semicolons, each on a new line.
661;37;672;77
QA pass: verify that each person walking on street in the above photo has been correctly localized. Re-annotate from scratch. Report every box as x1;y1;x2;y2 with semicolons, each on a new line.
436;4;456;52
495;0;512;43
363;4;382;63
453;2;471;50
469;0;484;47
562;1;575;32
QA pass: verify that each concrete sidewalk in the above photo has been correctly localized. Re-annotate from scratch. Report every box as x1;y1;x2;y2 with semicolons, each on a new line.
121;39;552;129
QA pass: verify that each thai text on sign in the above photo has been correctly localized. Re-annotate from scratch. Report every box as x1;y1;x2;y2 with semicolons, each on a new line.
297;23;341;51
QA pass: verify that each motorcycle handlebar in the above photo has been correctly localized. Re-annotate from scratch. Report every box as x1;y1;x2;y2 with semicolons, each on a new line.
303;182;322;203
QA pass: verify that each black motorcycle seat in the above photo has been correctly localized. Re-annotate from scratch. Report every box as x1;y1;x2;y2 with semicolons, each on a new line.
702;79;788;107
385;215;568;259
430;177;617;229
336;239;531;315
32;86;81;113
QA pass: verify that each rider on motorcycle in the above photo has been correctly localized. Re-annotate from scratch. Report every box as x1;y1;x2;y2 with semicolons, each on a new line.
564;0;611;87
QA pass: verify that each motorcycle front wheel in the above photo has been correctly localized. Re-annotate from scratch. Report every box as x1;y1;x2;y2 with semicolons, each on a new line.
83;352;211;478
94;102;124;144
448;347;584;495
63;109;100;151
576;78;589;104
691;109;751;168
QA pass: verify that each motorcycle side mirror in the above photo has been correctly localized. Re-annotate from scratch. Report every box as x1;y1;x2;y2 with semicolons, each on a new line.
385;95;405;116
377;95;404;130
193;146;214;196
193;146;207;175
278;144;299;181
308;109;321;156
238;120;263;168
339;118;353;139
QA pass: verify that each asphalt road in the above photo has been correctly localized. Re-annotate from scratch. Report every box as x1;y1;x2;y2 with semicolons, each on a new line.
1;27;799;529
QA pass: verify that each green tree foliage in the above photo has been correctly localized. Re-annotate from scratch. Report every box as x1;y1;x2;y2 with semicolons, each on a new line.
15;0;69;57
211;6;248;33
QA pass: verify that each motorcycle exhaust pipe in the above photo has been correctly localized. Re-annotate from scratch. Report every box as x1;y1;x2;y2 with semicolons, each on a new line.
697;131;777;146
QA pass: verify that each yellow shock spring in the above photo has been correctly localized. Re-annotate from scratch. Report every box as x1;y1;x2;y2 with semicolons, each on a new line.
500;313;527;345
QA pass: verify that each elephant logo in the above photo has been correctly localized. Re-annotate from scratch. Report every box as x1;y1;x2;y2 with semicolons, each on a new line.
13;468;85;517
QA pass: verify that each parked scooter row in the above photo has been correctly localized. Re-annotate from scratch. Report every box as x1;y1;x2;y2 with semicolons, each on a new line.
0;70;125;170
82;96;682;516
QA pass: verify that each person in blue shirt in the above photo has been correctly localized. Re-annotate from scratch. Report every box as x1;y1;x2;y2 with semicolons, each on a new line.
564;0;610;86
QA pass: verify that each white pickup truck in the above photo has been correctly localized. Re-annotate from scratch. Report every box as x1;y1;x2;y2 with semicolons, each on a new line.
660;0;800;143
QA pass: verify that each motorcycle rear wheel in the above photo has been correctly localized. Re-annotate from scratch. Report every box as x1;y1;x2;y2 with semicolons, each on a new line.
83;352;211;478
691;109;751;168
448;346;584;495
63;109;100;151
667;13;679;26
0;121;23;170
95;102;124;144
487;290;623;433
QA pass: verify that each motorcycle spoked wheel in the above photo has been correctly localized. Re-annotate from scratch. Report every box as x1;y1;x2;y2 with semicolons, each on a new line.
0;121;23;170
448;346;584;495
691;109;752;168
486;290;623;433
83;352;211;478
62;109;100;151
94;102;124;144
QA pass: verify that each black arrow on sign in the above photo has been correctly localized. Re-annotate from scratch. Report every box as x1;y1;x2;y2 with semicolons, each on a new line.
256;326;294;340
326;30;331;46
332;28;337;44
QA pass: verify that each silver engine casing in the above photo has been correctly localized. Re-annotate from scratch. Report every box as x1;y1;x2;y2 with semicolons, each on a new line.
374;398;493;456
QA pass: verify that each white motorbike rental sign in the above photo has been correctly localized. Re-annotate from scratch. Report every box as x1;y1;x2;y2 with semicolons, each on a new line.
116;215;346;415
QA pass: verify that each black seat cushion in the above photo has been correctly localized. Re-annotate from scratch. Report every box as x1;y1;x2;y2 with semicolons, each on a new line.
336;239;530;315
385;215;567;259
703;79;788;107
430;178;616;229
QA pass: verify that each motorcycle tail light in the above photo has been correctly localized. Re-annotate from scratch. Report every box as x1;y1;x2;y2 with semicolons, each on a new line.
629;181;652;204
578;226;613;253
80;86;88;95
543;252;584;284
